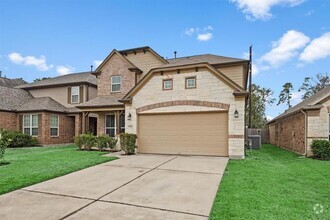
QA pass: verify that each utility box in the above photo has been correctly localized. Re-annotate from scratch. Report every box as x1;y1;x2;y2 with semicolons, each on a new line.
248;135;261;149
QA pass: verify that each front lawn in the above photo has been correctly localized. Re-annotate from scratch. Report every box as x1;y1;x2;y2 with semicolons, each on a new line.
0;145;116;195
210;144;330;219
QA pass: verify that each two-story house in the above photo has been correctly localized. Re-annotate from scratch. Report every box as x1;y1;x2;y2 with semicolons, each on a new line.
77;46;249;159
0;46;249;159
0;72;97;145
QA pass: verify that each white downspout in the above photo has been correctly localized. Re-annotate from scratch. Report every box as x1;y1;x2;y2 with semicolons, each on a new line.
301;110;307;156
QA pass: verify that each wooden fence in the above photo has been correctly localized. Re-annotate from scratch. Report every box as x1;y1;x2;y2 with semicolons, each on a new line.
246;128;269;144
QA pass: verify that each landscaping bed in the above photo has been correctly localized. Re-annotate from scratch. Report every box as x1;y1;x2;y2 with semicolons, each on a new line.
0;145;116;195
210;144;330;219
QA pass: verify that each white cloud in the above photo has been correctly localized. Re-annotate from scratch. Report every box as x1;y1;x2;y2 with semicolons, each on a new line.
259;30;310;67
93;60;103;67
230;0;305;20
185;26;214;42
185;28;195;36
56;65;75;75
299;32;330;62
266;115;273;121
305;10;314;16
197;33;213;41
8;52;53;71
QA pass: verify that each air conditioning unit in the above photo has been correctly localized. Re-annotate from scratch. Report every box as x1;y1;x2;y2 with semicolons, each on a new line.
248;135;261;149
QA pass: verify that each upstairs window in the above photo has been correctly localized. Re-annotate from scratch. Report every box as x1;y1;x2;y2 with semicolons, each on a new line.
111;76;121;92
50;115;59;136
71;86;80;103
163;79;173;90
186;77;196;89
23;114;38;136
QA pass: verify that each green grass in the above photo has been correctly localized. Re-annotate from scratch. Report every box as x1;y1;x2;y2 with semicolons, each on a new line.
210;144;330;220
0;145;116;195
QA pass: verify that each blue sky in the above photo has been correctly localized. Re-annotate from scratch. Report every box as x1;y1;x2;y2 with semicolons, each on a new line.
0;0;329;118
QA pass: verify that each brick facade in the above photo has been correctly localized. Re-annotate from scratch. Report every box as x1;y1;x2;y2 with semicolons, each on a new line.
268;112;306;155
97;53;135;96
136;100;230;113
269;123;277;146
0;111;18;131
37;112;75;145
1;111;78;145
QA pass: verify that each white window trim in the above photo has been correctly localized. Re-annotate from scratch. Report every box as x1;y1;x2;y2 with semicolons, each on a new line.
328;114;330;140
111;76;121;93
23;114;38;137
71;86;80;103
50;115;59;137
105;114;116;137
163;79;173;90
186;77;196;89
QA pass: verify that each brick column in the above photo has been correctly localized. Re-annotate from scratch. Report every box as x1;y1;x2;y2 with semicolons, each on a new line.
74;114;82;137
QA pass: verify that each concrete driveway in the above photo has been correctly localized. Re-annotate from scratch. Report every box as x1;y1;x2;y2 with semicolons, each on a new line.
0;154;228;220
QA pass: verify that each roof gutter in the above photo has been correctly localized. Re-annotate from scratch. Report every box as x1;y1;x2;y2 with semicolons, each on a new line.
267;105;323;125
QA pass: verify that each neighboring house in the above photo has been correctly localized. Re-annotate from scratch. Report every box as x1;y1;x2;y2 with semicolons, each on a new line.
0;76;27;87
77;46;249;159
0;72;97;145
268;86;330;156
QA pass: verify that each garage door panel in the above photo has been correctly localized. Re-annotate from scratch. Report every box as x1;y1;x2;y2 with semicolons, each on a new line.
138;112;228;156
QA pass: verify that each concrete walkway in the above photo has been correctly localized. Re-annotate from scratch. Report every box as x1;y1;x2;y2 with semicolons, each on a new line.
0;154;228;220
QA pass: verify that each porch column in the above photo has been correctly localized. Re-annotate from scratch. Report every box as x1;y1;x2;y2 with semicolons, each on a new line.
74;114;82;137
116;111;120;135
82;112;89;134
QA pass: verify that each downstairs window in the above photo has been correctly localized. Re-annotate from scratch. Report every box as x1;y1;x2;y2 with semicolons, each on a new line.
50;115;59;136
105;114;116;137
23;114;38;136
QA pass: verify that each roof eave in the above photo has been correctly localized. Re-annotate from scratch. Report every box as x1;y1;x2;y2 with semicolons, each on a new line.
267;104;324;125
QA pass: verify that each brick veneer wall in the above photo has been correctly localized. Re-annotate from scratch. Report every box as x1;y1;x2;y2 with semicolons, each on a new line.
97;53;135;96
38;112;75;145
136;100;230;113
268;112;306;155
0;111;18;131
268;123;277;146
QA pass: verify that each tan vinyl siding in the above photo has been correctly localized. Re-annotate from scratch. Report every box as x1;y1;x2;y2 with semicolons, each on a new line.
29;86;85;107
217;65;244;88
125;51;165;80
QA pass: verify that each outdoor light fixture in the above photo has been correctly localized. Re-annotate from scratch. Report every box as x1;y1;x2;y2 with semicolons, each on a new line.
234;110;239;118
127;113;132;120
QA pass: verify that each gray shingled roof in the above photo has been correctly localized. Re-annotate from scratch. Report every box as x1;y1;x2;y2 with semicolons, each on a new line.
77;95;124;108
165;54;247;67
0;86;33;111
0;77;27;88
16;72;97;89
268;86;330;124
17;97;70;113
